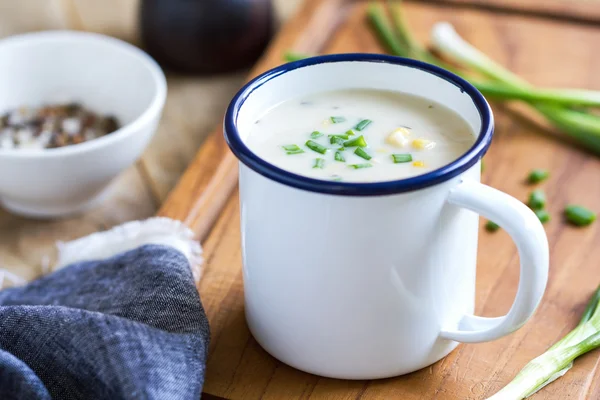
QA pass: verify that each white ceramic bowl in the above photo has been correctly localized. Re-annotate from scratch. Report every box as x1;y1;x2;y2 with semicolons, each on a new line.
0;31;166;217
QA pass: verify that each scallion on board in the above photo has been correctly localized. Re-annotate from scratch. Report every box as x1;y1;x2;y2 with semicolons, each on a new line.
313;158;325;169
355;119;372;131
343;135;368;148
354;147;372;160
310;131;323;139
485;220;500;232
565;205;597;226
305;140;328;154
334;151;345;162
330;116;346;124
349;163;372;169
528;190;546;210
391;153;413;163
528;169;550;184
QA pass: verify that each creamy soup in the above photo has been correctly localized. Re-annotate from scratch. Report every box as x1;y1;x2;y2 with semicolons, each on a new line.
245;89;476;183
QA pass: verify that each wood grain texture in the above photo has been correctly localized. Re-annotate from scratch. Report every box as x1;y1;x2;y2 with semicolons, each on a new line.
412;0;600;24
190;1;600;399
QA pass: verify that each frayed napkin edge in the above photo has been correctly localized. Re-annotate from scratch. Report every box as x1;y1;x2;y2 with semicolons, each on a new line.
55;217;203;282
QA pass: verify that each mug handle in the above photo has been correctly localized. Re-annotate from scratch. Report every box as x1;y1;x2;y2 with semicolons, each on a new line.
440;179;549;343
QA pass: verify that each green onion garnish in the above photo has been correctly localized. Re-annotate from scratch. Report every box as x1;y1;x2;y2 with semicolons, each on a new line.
313;158;325;169
334;151;345;162
349;163;372;169
343;135;367;148
310;131;323;139
330;116;346;124
485;220;500;232
528;190;546;210
355;119;372;131
282;144;304;155
354;147;372;160
534;209;550;224
337;147;346;151
329;135;348;145
565;205;597;226
345;129;356;136
391;153;413;163
527;169;549;184
305;140;328;154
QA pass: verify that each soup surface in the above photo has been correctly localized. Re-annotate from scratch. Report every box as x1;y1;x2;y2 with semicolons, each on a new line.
245;89;476;183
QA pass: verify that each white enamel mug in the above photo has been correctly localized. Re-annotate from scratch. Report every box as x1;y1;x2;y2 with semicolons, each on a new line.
224;54;549;379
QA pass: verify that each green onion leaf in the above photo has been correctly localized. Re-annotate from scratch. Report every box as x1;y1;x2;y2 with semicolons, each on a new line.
313;158;325;169
349;163;372;169
343;135;367;148
355;119;372;131
528;169;549;184
282;144;304;155
305;140;328;154
330;116;346;124
354;147;372;160
565;205;597;226
528;190;546;210
392;153;413;163
310;131;323;139
345;129;356;136
534;209;551;224
334;151;345;162
485;220;500;232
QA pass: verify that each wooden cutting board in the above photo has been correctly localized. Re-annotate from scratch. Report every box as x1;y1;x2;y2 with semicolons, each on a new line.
158;0;600;398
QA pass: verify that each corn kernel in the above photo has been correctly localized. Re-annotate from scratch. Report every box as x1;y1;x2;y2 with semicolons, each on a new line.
413;160;425;167
412;138;436;150
385;127;411;147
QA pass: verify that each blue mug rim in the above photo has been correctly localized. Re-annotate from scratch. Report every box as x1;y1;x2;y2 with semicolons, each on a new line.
224;53;494;196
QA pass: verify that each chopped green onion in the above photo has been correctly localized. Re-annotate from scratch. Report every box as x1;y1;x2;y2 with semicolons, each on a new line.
345;129;356;136
313;158;325;169
485;220;500;232
328;133;349;139
337;147;346;151
310;131;323;139
305;140;328;154
343;135;367;148
565;205;597;226
528;169;549;184
354;147;372;160
282;144;304;155
330;116;346;124
355;119;372;131
334;151;345;162
391;153;413;163
534;209;551;224
330;136;345;145
349;163;372;169
528;190;546;210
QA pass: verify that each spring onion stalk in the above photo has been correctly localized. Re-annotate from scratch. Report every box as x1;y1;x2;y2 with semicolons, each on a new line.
349;163;372;169
367;3;409;57
305;140;328;154
354;147;372;160
343;135;368;148
355;119;372;131
391;153;412;163
565;205;597;226
528;190;546;210
282;144;304;155
528;169;549;184
430;22;600;154
334;151;345;162
488;285;600;399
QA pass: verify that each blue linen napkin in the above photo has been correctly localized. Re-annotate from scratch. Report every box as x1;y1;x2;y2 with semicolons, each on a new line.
0;219;209;400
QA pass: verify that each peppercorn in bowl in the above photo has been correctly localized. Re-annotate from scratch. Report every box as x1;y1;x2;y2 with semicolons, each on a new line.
0;31;166;217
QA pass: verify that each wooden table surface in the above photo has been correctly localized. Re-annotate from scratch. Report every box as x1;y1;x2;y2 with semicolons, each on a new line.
0;0;299;284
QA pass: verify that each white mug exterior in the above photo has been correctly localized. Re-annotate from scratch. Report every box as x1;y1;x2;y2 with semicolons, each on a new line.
0;31;166;217
225;55;549;379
